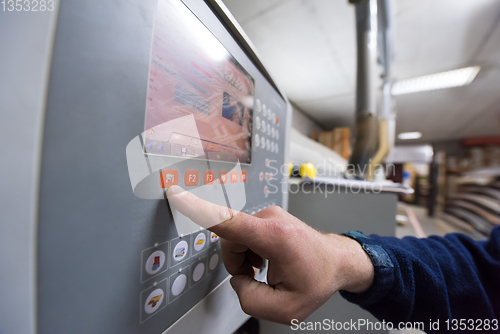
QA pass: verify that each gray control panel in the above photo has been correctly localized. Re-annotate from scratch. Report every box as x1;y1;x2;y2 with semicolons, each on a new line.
34;0;290;333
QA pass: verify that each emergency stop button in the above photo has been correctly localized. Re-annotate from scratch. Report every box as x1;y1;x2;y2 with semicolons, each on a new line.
160;169;179;188
184;170;199;186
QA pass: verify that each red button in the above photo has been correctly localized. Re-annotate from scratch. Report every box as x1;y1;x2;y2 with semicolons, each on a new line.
160;169;179;188
276;117;279;125
240;172;247;183
219;171;227;184
184;170;199;186
230;171;238;183
204;171;215;185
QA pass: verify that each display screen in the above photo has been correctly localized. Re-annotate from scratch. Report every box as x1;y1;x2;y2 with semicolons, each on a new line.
143;0;254;164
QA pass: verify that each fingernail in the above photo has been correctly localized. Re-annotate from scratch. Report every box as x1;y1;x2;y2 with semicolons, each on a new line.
167;185;185;196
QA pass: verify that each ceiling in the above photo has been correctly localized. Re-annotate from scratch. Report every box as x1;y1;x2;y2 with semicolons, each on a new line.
222;0;500;143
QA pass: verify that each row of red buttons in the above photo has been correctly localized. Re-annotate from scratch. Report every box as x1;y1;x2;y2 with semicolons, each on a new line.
160;170;247;188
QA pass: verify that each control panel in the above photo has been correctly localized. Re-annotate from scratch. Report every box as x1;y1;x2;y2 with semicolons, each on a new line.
35;0;289;333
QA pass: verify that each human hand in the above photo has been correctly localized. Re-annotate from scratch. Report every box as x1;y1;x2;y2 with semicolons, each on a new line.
167;185;374;325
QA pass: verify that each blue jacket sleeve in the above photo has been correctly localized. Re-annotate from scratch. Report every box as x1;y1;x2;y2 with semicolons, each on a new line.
339;226;500;332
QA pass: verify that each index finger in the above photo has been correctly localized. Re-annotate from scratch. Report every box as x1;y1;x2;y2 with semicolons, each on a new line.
167;185;263;244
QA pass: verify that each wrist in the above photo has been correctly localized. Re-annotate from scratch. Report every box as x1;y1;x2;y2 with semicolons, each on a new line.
328;234;375;294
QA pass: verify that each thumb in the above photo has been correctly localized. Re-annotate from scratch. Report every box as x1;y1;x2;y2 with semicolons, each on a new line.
230;275;291;324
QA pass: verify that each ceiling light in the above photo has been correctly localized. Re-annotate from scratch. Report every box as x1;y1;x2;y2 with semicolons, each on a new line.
391;66;480;95
398;132;422;140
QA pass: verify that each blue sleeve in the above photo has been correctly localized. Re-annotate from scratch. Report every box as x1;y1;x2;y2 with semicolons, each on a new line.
339;226;500;331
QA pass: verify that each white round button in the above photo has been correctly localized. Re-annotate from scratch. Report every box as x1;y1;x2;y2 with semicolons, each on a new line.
254;134;260;147
171;274;187;296
145;250;166;275
256;99;261;112
267;124;271;135
260;137;266;149
255;117;261;129
266;139;270;150
192;262;205;282
262;104;267;117
259;172;263;181
172;240;188;262
144;288;164;314
209;253;219;271
267;109;272;120
194;232;206;252
210;232;219;243
261;120;266;132
273;113;276;124
272;127;275;138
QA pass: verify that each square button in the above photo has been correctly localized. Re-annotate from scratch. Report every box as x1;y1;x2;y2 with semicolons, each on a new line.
160;169;179;188
203;171;215;185
230;171;238;183
240;172;247;183
184;170;199;187
218;171;227;184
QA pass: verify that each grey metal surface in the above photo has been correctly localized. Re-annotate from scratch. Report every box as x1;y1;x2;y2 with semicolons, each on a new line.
0;5;59;334
35;0;288;333
260;185;397;334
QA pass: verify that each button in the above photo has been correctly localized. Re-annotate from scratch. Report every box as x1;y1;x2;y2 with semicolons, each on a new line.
194;232;206;252
273;113;277;124
255;99;261;112
272;127;275;138
262;104;267;117
259;172;264;181
264;185;269;197
160;169;179;188
261;120;266;132
265;158;269;166
276;117;280;126
192;262;205;282
265;172;269;180
218;171;227;184
144;288;164;314
267;109;272;120
254;134;260;147
267;124;271;136
203;171;215;185
240;171;247;183
260;137;266;149
172;240;188;262
255;116;261;129
171;274;187;297
270;142;275;153
230;171;238;183
184;170;199;187
210;232;219;243
209;253;219;271
266;139;270;150
276;130;279;140
145;250;166;275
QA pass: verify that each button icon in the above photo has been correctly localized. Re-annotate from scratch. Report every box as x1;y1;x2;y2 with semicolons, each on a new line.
144;288;164;314
259;172;264;181
184;170;199;187
203;171;215;185
219;171;227;184
210;232;219;243
230;171;238;183
192;262;205;282
172;240;188;262
145;250;166;275
194;232;206;252
160;169;179;188
171;274;187;297
209;253;219;271
240;172;247;183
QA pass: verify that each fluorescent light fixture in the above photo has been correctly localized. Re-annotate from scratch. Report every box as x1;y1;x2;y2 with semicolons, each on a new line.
392;66;480;95
398;131;422;140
